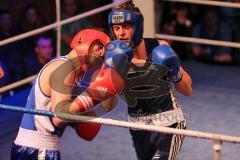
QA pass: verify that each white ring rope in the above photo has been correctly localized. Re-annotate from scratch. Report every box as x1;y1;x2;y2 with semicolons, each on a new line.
0;0;130;93
1;0;240;93
58;112;240;144
162;0;240;8
155;34;240;49
1;104;240;144
0;0;130;47
0;75;36;93
2;33;239;93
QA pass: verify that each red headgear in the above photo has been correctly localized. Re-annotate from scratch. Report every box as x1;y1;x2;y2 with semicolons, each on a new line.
70;29;110;71
71;29;110;55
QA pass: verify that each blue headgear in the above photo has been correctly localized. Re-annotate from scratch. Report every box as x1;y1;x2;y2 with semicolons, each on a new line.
108;10;144;48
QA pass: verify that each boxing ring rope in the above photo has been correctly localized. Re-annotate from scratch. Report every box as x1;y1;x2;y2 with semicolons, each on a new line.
0;104;239;143
1;0;239;93
156;0;240;49
0;104;239;160
0;75;36;93
0;0;131;93
0;0;130;47
2;104;237;143
162;0;240;8
1;32;240;93
155;34;240;49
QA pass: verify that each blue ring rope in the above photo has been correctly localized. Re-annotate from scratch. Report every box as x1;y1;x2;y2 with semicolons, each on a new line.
0;104;93;122
0;104;55;117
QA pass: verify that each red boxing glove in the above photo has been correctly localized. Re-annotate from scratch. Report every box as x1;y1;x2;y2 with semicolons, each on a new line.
74;68;125;112
72;111;101;141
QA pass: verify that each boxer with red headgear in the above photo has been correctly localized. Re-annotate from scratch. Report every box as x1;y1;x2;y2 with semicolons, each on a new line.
11;28;112;160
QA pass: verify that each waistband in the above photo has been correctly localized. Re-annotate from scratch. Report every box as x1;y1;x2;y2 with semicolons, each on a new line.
14;127;59;151
128;108;185;127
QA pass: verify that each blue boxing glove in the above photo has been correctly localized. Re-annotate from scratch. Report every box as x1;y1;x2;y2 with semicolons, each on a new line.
152;45;182;83
104;40;133;76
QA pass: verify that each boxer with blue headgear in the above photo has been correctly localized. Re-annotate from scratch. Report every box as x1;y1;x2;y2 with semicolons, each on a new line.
108;9;143;48
107;2;192;160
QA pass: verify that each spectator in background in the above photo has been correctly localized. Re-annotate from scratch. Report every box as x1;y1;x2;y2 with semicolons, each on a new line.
0;61;9;99
221;0;240;31
192;7;232;64
172;4;192;35
170;4;193;60
161;21;175;46
0;10;24;83
24;35;55;77
61;0;91;56
18;4;46;58
0;10;19;40
222;0;240;65
233;24;240;65
79;0;112;29
0;61;9;87
19;4;45;33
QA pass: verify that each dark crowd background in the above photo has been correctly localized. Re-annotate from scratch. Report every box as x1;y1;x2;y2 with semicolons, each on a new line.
0;0;240;99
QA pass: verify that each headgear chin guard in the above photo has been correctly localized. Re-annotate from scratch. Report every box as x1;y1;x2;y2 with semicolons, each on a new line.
108;10;144;48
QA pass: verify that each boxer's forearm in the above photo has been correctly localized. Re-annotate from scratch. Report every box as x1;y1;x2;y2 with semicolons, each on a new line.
175;67;192;96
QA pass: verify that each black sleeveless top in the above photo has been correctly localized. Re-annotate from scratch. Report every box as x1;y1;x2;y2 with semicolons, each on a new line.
123;38;174;117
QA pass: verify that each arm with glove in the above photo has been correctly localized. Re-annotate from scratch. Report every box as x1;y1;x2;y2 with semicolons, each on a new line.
70;64;127;140
51;40;132;140
68;67;125;141
70;40;133;113
152;44;192;96
70;40;133;140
